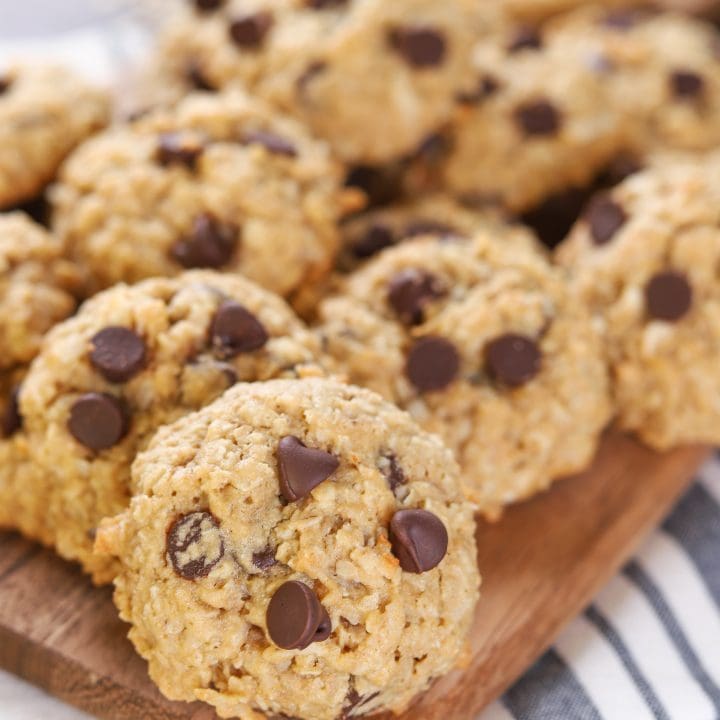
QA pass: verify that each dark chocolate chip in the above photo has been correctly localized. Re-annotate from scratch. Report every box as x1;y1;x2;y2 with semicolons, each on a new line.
241;130;297;157
277;436;339;502
156;133;204;170
68;393;129;451
266;580;331;650
670;70;705;100
585;194;627;245
387;269;444;325
514;100;562;136
405;336;460;393
456;74;500;105
186;60;216;92
645;271;693;322
389;509;448;573
229;12;274;49
252;547;277;570
210;301;269;358
351;223;395;259
2;385;21;438
192;0;225;11
389;26;446;68
167;511;224;580
485;333;541;388
90;327;147;383
306;0;347;7
508;26;542;53
171;213;238;269
381;453;406;493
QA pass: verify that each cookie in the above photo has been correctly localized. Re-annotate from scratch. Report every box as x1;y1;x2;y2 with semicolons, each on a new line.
0;64;109;209
51;91;356;300
16;271;325;582
95;378;479;720
557;153;720;450
317;235;611;517
0;212;82;370
150;0;499;163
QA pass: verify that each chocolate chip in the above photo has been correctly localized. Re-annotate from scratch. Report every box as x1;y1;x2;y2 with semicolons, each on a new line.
514;100;562;137
167;511;224;580
186;60;216;92
389;26;446;68
340;689;381;719
171;213;238;269
508;26;542;53
252;547;277;570
405;336;460;393
306;0;347;7
585;194;627;245
381;453;406;493
387;269;444;325
68;393;129;451
229;12;273;49
0;75;11;96
90;327;147;383
2;386;21;438
210;301;269;358
266;580;331;649
645;271;693;322
241;130;297;157
485;333;541;388
156;133;204;170
277;436;339;502
351;223;395;259
670;70;705;100
389;509;448;573
456;74;500;105
192;0;224;11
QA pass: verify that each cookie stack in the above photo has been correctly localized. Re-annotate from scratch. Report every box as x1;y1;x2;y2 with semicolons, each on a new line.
1;1;720;718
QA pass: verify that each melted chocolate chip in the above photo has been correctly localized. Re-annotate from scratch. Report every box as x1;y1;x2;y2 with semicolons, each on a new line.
252;547;277;570
585;194;627;245
68;393;129;451
389;509;448;573
485;333;541;388
670;70;705;100
277;436;339;502
339;688;381;720
389;26;447;68
90;327;147;383
645;271;693;322
171;213;238;269
241;130;297;157
351;223;395;259
456;74;500;105
167;511;224;579
210;301;269;358
387;269;444;325
514;100;562;136
156;133;204;170
2;386;21;438
266;580;331;650
405;336;460;393
229;12;274;48
508;26;542;53
381;453;406;493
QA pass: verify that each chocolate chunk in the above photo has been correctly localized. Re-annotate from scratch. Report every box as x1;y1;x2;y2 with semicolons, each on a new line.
340;689;381;719
514;100;562;136
389;509;448;573
405;336;460;393
90;327;147;383
167;511;224;580
485;333;541;388
645;271;693;322
241;130;297;157
389;26;447;68
387;269;444;325
68;393;129;451
266;580;331;649
508;26;542;53
381;453;406;493
193;0;224;11
229;12;273;49
2;386;21;438
585;194;627;245
252;546;277;570
171;213;238;269
186;60;216;92
277;436;339;502
156;133;204;170
351;223;395;259
210;301;269;358
456;74;500;105
670;70;705;100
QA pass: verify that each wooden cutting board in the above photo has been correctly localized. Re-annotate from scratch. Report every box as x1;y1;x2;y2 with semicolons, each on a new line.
0;433;708;720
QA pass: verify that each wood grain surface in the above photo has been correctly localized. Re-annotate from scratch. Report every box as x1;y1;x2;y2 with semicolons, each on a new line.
0;434;708;720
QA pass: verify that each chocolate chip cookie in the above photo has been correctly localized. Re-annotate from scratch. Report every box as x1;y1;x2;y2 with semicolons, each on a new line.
95;377;479;720
0;64;109;209
16;271;325;582
317;234;611;517
51;90;355;301
557;153;720;449
151;0;499;163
